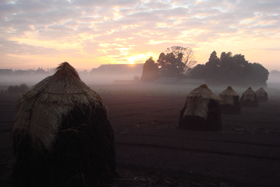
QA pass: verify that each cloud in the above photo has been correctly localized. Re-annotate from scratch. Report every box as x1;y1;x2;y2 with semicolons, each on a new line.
0;0;279;70
71;0;139;7
0;38;61;55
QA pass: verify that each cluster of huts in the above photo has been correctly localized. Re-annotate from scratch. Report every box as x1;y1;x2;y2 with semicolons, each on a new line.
178;84;268;131
11;62;269;186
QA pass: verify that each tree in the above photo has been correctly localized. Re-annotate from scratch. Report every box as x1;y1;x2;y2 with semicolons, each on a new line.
8;86;14;93
8;85;20;93
19;84;29;93
35;67;47;74
157;52;183;77
166;46;197;72
220;52;232;64
188;64;207;79
206;51;221;67
189;51;269;86
203;51;222;82
8;84;28;93
140;57;159;82
157;46;196;77
247;63;269;85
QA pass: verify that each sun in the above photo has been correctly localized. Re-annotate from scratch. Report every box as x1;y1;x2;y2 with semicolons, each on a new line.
126;54;150;64
127;56;137;64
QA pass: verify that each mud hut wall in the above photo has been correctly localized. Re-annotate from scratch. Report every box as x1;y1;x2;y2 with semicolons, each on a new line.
183;97;210;120
219;95;235;105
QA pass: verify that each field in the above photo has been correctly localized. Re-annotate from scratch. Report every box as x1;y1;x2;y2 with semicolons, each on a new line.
1;83;280;186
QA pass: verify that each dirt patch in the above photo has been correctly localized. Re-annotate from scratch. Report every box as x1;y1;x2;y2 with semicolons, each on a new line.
1;93;280;186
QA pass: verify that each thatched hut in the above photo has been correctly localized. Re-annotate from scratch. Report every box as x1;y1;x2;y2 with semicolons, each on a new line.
12;62;117;187
219;86;241;114
178;84;222;131
256;87;268;103
240;87;259;107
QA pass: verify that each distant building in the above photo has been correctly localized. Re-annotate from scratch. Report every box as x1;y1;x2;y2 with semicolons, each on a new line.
90;63;144;76
0;69;12;75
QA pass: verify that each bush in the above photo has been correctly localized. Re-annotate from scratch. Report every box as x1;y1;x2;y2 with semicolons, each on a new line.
19;84;29;93
8;84;29;93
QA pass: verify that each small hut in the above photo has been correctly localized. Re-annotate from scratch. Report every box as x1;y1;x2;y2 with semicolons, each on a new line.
12;62;117;187
256;87;268;103
219;86;241;114
240;87;259;107
178;84;222;131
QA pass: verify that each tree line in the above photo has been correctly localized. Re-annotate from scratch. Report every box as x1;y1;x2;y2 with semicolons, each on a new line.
141;46;197;81
7;84;29;93
141;47;269;85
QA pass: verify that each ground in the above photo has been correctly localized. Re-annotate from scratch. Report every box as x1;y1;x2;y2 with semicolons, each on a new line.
1;89;280;187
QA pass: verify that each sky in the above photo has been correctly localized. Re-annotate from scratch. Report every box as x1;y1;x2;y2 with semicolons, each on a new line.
0;0;279;71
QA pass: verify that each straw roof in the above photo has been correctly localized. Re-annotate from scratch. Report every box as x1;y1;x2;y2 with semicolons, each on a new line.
256;87;267;94
219;86;239;97
241;87;256;101
19;62;101;106
187;84;220;101
219;86;239;105
243;87;256;95
13;62;104;153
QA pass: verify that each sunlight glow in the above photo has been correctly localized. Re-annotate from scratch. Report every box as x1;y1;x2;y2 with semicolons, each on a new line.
0;0;279;71
127;56;138;64
127;53;156;64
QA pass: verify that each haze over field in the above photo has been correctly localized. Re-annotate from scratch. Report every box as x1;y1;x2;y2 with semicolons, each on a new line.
0;0;279;71
0;71;140;85
1;70;280;102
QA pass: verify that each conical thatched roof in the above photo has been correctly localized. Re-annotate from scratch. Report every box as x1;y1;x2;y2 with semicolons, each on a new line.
241;87;257;103
13;62;104;153
19;62;101;106
219;86;240;106
219;86;239;97
243;87;255;95
256;87;267;95
187;84;219;101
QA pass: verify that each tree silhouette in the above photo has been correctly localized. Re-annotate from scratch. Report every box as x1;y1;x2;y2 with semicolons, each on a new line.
157;52;184;77
190;51;269;85
8;85;19;93
35;67;47;74
19;84;29;93
140;57;159;81
8;84;29;93
207;51;221;67
166;46;197;71
157;46;196;77
188;64;207;79
247;63;269;85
